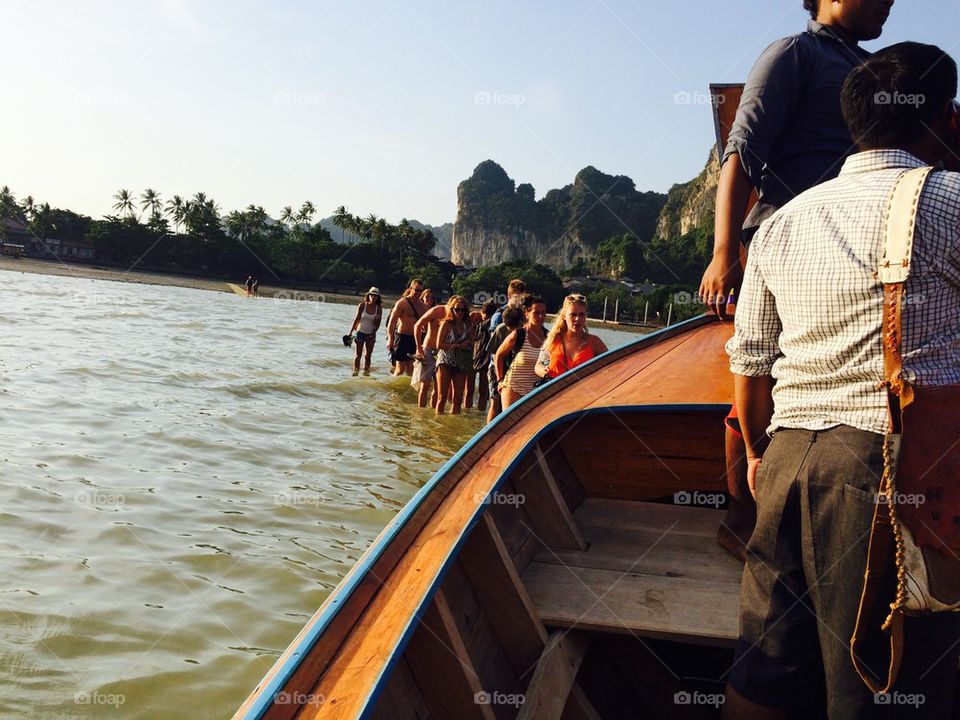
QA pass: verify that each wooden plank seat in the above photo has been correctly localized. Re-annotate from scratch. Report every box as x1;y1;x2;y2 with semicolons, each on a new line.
522;499;743;647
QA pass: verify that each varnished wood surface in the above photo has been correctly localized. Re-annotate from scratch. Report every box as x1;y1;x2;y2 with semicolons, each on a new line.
236;317;736;719
523;499;741;647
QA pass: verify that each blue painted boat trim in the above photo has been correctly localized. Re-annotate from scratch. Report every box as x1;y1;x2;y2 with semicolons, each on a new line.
240;313;715;719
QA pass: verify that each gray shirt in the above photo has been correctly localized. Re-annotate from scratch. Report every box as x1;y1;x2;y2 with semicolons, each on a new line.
723;21;871;237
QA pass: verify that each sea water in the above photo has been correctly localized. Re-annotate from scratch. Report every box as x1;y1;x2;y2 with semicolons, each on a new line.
0;269;639;718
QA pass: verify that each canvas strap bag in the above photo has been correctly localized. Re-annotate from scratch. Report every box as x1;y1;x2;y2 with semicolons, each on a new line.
850;166;960;693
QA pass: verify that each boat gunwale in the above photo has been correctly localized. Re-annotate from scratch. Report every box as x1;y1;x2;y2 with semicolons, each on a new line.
237;313;718;719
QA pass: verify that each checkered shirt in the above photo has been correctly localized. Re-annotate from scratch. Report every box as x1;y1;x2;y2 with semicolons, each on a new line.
727;149;960;435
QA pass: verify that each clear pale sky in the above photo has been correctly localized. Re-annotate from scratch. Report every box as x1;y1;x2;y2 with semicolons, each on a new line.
2;1;957;226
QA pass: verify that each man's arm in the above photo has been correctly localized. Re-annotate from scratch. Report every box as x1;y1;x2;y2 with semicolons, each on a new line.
386;304;402;348
413;307;441;354
725;231;782;498
701;36;803;315
734;374;775;497
699;156;752;316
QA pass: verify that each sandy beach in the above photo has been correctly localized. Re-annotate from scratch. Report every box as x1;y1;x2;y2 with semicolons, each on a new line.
0;256;384;307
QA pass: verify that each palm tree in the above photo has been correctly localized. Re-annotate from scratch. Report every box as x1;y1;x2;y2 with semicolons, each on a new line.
332;205;352;242
112;189;136;219
280;205;295;229
141;188;163;221
30;202;57;245
297;201;316;227
0;186;17;241
246;205;268;237
22;195;35;219
166;195;186;234
225;210;247;240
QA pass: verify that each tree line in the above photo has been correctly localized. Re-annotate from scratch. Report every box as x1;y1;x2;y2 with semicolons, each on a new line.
0;185;450;291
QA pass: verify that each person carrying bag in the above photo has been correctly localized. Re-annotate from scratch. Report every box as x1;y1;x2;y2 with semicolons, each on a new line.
851;166;960;693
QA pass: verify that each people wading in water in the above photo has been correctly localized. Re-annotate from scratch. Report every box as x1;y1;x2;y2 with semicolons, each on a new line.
411;289;441;408
348;287;382;376
386;278;425;376
535;294;607;381
435;295;474;415
494;295;547;409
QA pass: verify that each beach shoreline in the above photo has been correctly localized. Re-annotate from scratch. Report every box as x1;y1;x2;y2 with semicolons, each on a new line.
0;256;382;307
0;256;659;332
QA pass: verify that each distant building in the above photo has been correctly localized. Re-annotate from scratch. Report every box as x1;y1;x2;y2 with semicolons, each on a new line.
61;238;95;260
1;218;30;250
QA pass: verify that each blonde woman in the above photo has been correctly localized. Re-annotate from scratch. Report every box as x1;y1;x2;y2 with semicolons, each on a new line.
494;295;547;409
435;295;473;415
535;294;607;381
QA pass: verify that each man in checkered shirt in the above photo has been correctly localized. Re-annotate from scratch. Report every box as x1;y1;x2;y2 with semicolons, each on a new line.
724;43;960;718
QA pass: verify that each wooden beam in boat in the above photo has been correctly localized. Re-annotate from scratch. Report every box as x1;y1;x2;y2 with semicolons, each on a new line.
397;589;495;720
523;501;741;647
509;448;587;552
460;514;548;679
516;631;591;720
564;686;602;720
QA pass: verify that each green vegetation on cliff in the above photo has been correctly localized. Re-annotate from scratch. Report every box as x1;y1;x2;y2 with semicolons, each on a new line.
456;160;668;252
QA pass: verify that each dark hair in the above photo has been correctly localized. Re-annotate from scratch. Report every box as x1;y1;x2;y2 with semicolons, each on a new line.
842;42;957;149
522;295;545;311
481;299;498;318
502;306;524;329
803;0;818;20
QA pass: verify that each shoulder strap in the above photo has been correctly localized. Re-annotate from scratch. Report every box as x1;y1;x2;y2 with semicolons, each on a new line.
879;166;933;285
850;166;933;694
878;166;933;408
406;297;423;320
514;328;525;352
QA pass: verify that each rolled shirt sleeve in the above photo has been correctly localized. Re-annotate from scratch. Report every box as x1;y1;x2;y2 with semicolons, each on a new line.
723;36;803;188
727;242;782;377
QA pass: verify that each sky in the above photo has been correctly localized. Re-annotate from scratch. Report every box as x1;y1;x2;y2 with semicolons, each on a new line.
2;1;959;226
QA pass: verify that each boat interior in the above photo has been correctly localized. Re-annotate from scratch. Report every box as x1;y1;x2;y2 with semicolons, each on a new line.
366;404;741;720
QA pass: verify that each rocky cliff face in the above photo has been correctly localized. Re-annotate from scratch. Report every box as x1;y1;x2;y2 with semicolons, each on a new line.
451;161;667;271
654;148;719;242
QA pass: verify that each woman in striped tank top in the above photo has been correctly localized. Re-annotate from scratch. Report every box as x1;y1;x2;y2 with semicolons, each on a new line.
494;295;547;409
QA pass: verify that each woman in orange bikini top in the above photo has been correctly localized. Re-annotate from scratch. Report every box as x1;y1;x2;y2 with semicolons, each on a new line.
536;293;608;381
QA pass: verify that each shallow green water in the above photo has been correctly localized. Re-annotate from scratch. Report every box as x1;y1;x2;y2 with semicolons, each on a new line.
0;269;639;718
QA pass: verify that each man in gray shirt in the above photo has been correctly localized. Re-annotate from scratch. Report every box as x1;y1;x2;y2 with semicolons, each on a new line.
700;0;893;312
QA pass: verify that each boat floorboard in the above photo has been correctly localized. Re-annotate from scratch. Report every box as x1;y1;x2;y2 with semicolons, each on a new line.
523;498;742;647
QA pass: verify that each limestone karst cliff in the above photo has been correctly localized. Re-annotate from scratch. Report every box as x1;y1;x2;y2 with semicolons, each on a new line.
451;161;667;271
451;152;719;277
